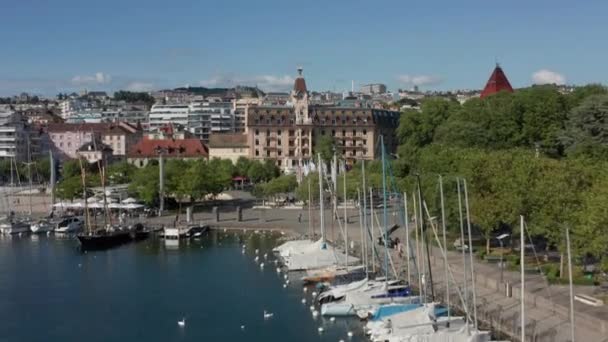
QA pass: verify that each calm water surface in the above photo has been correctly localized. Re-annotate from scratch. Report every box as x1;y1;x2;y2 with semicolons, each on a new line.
0;231;364;342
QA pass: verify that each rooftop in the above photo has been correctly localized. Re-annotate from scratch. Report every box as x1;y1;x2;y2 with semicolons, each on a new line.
480;64;514;98
208;133;248;148
128;137;208;158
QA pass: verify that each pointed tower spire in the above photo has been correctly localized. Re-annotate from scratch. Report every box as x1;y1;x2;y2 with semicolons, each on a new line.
480;64;513;98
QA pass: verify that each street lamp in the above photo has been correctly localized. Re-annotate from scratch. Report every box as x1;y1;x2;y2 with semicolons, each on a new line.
496;233;510;283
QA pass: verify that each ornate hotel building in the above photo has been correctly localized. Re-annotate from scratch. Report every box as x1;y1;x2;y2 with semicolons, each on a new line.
246;68;399;172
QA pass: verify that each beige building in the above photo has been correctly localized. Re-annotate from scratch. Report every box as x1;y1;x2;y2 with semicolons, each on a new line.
246;68;400;173
208;133;249;163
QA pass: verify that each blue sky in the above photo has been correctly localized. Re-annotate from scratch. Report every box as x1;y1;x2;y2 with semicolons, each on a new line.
1;0;607;96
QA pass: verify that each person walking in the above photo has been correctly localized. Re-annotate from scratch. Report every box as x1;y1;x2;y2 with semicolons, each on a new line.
298;212;302;223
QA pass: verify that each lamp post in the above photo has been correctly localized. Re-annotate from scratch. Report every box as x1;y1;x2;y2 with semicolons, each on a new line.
155;147;165;217
496;233;510;284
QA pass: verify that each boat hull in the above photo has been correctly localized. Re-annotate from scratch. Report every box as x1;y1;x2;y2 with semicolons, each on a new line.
77;231;132;251
0;222;31;235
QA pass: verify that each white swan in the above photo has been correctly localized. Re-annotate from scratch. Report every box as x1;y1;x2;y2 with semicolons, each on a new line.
177;318;186;327
263;310;274;319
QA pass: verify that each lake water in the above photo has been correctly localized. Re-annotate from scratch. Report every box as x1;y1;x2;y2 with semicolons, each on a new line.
0;231;364;342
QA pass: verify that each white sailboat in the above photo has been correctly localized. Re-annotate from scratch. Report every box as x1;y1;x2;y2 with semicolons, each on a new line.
0;158;30;235
279;153;359;271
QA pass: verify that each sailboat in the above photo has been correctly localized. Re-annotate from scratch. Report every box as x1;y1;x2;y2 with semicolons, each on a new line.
279;153;359;271
0;157;31;235
75;145;145;251
365;178;493;342
319;138;419;317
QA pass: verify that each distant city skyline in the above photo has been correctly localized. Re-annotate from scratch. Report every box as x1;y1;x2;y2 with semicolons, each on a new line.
1;0;607;96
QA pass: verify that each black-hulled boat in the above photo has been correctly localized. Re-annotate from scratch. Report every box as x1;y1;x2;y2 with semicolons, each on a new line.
77;227;133;251
131;223;152;242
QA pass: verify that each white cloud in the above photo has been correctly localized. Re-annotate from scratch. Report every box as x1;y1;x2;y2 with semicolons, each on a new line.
125;82;155;92
71;72;112;85
532;69;566;85
397;74;443;87
199;74;295;91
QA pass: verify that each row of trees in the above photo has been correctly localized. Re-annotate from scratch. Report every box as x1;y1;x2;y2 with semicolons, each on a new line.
55;157;281;206
113;91;155;105
392;84;608;271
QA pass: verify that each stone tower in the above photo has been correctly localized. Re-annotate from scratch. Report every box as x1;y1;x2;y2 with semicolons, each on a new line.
291;67;310;124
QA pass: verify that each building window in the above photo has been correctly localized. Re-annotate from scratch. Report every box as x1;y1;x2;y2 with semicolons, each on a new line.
331;130;335;137
266;150;270;157
342;130;346;136
255;139;259;145
255;149;259;156
277;130;281;136
255;129;259;135
266;130;270;136
277;160;282;166
321;130;325;136
292;160;297;166
352;129;356;136
278;150;282;156
289;130;294;136
363;129;367;135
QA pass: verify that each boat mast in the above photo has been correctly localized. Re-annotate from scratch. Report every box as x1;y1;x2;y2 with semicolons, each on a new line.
26;136;33;216
439;175;450;322
380;135;389;284
412;192;422;298
308;177;313;238
417;174;435;301
317;153;325;247
566;226;576;342
332;153;337;243
158;149;164;216
357;188;366;274
463;179;478;331
369;186;375;274
361;159;369;276
92;138;109;228
343;160;348;270
50;150;56;206
403;192;411;285
78;157;91;234
520;215;525;342
457;179;470;334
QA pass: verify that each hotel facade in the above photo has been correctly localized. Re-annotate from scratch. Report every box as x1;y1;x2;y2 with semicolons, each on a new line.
246;68;399;173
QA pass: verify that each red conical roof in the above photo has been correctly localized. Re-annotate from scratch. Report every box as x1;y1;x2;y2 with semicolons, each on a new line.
480;64;513;98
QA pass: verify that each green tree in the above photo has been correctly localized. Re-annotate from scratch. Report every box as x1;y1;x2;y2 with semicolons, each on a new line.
61;160;82;179
315;135;335;165
56;175;84;200
106;161;137;185
128;164;159;205
562;94;608;158
234;157;252;177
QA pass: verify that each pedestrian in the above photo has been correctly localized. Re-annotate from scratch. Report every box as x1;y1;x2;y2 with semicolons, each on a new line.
298;212;302;223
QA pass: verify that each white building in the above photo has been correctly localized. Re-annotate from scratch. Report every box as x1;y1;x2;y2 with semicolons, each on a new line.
59;99;86;119
148;104;190;132
360;83;387;95
0;108;44;162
